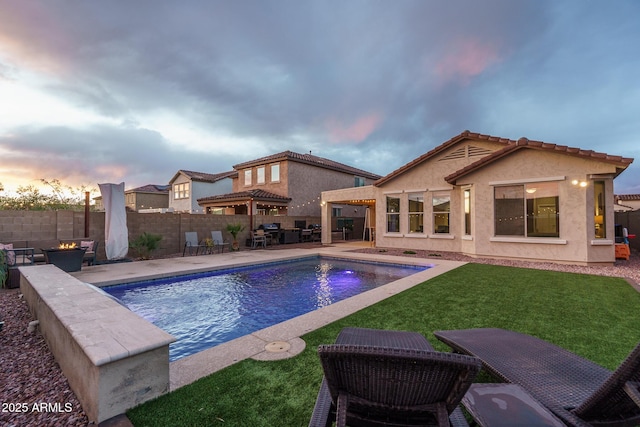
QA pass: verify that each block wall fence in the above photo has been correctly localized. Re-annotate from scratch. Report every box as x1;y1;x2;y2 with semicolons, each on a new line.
0;211;322;260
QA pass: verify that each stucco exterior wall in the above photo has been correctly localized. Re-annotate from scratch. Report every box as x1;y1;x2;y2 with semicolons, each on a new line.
452;149;619;264
287;162;374;216
169;174;233;214
322;138;628;265
375;148;622;264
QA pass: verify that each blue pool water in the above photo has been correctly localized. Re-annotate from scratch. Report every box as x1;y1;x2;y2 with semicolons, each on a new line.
105;256;427;361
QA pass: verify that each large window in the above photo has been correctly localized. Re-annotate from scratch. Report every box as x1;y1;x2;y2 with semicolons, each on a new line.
174;183;189;199
271;163;280;182
386;196;400;233
432;192;450;233
594;181;606;238
257;166;265;184
408;193;424;233
494;182;559;237
464;188;471;235
244;169;252;186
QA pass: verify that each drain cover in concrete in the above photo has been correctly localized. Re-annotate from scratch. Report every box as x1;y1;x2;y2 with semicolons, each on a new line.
265;341;291;353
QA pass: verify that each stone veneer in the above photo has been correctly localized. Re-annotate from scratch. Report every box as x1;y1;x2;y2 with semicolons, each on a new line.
18;264;175;424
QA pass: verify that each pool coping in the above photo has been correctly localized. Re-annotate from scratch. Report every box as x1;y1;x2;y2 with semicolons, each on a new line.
72;244;466;391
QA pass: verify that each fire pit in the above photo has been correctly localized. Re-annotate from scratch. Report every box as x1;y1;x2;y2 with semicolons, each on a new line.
42;244;87;272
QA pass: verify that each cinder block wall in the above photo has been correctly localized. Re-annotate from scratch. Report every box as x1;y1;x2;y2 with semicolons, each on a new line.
0;211;321;260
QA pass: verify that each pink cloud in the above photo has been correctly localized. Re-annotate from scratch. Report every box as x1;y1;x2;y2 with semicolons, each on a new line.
325;111;384;143
434;38;501;86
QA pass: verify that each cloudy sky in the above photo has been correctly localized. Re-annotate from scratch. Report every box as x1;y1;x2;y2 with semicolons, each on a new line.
1;0;638;197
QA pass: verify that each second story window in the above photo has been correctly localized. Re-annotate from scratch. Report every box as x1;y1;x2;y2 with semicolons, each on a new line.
271;163;280;182
257;166;265;184
244;169;252;186
174;183;189;199
354;176;365;187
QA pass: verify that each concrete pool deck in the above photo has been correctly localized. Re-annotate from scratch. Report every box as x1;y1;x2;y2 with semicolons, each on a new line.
72;243;466;391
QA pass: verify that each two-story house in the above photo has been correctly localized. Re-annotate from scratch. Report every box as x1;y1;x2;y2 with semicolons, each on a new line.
168;170;236;214
196;151;381;218
94;184;170;212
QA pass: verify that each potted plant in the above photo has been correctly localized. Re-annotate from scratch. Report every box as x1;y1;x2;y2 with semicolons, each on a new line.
226;223;245;251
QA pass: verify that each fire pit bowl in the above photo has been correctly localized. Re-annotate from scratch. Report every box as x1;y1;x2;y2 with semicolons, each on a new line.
42;247;87;272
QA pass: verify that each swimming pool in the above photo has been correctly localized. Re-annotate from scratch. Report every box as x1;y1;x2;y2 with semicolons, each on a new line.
105;256;428;361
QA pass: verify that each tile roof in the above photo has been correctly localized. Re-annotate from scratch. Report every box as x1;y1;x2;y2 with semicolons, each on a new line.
178;170;237;183
233;150;381;180
374;130;634;186
445;137;634;184
126;184;170;193
197;189;292;204
616;194;640;201
375;131;514;186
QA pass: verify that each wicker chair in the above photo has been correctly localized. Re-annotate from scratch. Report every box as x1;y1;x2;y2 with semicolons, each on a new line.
435;328;640;427
309;327;481;427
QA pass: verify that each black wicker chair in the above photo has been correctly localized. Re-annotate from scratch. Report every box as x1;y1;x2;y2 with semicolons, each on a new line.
435;328;640;427
309;327;481;427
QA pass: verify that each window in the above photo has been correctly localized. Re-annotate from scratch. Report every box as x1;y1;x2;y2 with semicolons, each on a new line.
464;188;471;235
494;182;559;237
432;192;450;233
244;169;252;186
386;196;400;233
174;183;189;199
594;181;606;238
332;207;343;217
354;176;365;187
271;163;280;182
257;166;265;184
408;193;424;233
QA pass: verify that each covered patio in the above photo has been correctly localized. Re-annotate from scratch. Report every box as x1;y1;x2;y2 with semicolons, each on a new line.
321;185;377;245
197;189;291;216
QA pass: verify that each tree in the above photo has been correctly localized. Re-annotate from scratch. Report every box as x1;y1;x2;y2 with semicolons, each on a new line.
0;179;97;211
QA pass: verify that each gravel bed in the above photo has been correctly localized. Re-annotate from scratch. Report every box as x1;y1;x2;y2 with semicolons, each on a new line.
1;246;638;426
0;290;91;427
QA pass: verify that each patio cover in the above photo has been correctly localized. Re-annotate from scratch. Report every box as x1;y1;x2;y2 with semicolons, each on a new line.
99;182;129;260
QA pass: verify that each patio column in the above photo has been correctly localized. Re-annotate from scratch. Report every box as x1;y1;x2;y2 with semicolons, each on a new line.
321;200;331;244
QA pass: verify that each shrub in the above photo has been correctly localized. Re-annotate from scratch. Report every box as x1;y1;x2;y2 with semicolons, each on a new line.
129;232;163;260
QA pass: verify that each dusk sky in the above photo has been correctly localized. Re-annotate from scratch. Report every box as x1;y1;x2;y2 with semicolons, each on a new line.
1;1;638;197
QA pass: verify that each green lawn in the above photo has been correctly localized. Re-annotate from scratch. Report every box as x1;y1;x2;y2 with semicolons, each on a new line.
127;263;640;426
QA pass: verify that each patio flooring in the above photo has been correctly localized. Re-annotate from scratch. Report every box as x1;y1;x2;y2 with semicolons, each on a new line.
71;242;466;390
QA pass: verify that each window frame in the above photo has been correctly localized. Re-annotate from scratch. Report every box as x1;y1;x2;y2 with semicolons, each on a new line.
594;180;606;239
493;182;559;238
408;192;424;234
270;163;280;183
244;169;252;186
463;188;472;236
173;183;190;200
257;166;265;184
386;195;401;233
432;191;451;234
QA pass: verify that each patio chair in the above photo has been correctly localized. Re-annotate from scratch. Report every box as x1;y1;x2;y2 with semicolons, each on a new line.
210;231;230;253
182;232;206;256
251;230;267;249
309;327;481;427
434;328;640;427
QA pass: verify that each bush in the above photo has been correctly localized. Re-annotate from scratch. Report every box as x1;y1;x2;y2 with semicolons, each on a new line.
129;232;163;260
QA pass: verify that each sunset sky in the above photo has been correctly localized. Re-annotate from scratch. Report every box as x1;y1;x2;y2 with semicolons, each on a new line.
1;1;638;197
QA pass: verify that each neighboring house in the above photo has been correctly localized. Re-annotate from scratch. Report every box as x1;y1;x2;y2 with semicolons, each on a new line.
168;170;236;214
94;184;170;212
321;131;634;265
197;150;381;217
615;194;640;212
